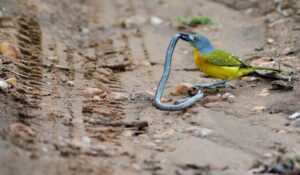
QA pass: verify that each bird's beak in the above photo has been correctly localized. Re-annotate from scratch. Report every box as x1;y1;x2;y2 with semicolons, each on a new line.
180;33;191;42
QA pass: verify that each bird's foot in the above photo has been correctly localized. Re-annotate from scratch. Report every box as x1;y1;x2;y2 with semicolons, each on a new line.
193;80;229;89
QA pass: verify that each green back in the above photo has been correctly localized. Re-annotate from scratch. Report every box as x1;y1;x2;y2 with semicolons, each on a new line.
203;50;249;67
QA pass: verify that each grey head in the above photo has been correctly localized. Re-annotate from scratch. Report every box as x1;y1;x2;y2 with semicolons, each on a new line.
180;33;215;54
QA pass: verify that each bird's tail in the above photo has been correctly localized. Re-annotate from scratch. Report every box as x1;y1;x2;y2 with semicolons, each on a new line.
252;66;281;72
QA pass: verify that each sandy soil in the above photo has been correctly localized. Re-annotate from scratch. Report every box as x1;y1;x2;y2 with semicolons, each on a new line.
0;0;300;174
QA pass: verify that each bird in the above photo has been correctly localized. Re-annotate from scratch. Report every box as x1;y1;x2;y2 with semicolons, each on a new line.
180;33;280;80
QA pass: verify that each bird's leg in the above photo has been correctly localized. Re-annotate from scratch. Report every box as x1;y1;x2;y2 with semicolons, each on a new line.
193;80;229;89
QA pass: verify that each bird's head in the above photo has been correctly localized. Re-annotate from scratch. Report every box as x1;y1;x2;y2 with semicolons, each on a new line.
180;33;215;54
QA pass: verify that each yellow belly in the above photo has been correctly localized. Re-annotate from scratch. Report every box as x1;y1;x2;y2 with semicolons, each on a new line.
193;53;252;80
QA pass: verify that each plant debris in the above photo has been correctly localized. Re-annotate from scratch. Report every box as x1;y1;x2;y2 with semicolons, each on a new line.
175;16;214;27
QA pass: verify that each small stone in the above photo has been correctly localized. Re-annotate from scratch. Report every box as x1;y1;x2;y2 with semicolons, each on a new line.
81;27;90;34
182;112;192;119
277;129;287;134
66;80;75;87
245;8;253;14
81;136;91;146
109;92;129;100
241;76;259;82
129;163;142;171
150;16;163;25
68;138;85;149
138;134;148;139
93;95;101;101
138;60;151;67
0;80;9;89
201;94;221;105
193;128;213;138
288;112;300;120
163;119;172;125
267;38;275;44
5;78;17;87
85;87;103;96
41;147;48;153
251;106;266;113
153;129;175;139
255;47;264;51
122;15;147;29
144;142;158;150
172;83;193;96
0;41;22;59
48;56;58;61
123;130;133;137
221;92;235;102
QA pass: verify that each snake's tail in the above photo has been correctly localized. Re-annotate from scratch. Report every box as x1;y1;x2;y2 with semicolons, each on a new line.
252;66;281;72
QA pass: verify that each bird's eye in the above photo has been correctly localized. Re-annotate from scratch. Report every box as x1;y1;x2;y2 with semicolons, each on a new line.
194;37;199;41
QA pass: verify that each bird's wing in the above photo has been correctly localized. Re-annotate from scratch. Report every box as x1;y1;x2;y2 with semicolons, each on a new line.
203;49;249;67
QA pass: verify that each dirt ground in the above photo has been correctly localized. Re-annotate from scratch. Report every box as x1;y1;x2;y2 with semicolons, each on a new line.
0;0;300;175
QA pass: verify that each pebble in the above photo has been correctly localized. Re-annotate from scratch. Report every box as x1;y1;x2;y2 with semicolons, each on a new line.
81;136;91;146
122;15;147;28
5;78;17;87
245;8;253;15
201;94;221;105
66;80;75;87
138;60;151;67
129;163;142;171
277;129;287;134
241;76;259;82
150;16;163;25
255;47;264;51
193;128;213;138
221;92;235;102
153;129;175;139
172;83;193;96
288;112;300;120
48;56;58;61
0;80;9;89
161;97;172;103
85;87;103;96
109;92;129;100
93;95;101;101
144;142;158;150
0;41;22;59
251;106;266;113
182;112;192;119
267;38;275;44
41;147;48;153
123;130;133;137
